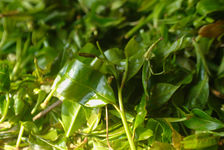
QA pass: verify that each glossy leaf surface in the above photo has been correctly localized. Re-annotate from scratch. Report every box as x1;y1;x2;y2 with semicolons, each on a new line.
52;59;116;107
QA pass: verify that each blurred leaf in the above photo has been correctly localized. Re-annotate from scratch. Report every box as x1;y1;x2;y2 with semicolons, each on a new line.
0;62;10;92
39;128;58;141
13;88;25;116
135;127;153;141
196;0;224;16
182;133;219;149
199;20;224;38
23;121;39;133
150;141;175;150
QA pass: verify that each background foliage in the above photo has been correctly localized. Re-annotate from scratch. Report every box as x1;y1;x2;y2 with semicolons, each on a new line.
0;0;224;149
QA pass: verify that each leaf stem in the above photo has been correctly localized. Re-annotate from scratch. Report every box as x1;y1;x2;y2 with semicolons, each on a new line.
105;105;112;149
40;88;56;109
114;57;136;150
16;123;24;149
0;92;10;123
96;41;108;61
117;87;136;150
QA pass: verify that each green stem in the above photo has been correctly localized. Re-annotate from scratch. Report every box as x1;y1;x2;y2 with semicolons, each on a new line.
16;123;24;149
117;87;136;150
40;88;56;109
0;92;10;123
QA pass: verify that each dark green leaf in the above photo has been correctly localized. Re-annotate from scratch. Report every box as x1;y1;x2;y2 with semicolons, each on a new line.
187;74;209;108
0;63;10;92
149;83;180;110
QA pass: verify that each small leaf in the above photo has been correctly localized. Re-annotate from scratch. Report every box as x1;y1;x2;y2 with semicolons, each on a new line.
133;95;147;130
61;100;85;137
135;127;153;141
142;62;151;97
38;128;58;141
182;133;219;149
85;108;101;132
156;36;184;58
13;89;25;116
0;62;10;92
23;121;39;134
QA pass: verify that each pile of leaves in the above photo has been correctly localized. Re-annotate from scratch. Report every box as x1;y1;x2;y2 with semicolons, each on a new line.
0;0;224;149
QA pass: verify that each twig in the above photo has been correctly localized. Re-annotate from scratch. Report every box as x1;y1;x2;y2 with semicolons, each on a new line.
0;11;19;18
33;100;62;121
105;105;112;149
211;88;224;99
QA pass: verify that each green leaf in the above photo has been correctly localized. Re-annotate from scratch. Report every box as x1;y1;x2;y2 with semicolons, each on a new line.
38;128;58;141
124;38;140;58
146;119;172;143
157;36;185;58
182;133;219;149
196;0;224;16
150;142;175;150
133;95;147;130
187;74;209;108
23;121;39;134
51;59;116;107
0;62;10;92
77;43;99;64
142;61;151;97
91;48;124;75
184;108;224;131
149;83;180;110
135;127;153;141
193;39;210;75
124;38;145;80
13;89;25;116
61;100;85;137
85;107;101;132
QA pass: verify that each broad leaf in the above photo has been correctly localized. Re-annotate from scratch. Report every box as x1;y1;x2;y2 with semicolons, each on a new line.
182;133;219;149
184;108;224;131
196;0;224;16
124;38;145;80
51;59;116;107
149;83;180;110
187;74;209;108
